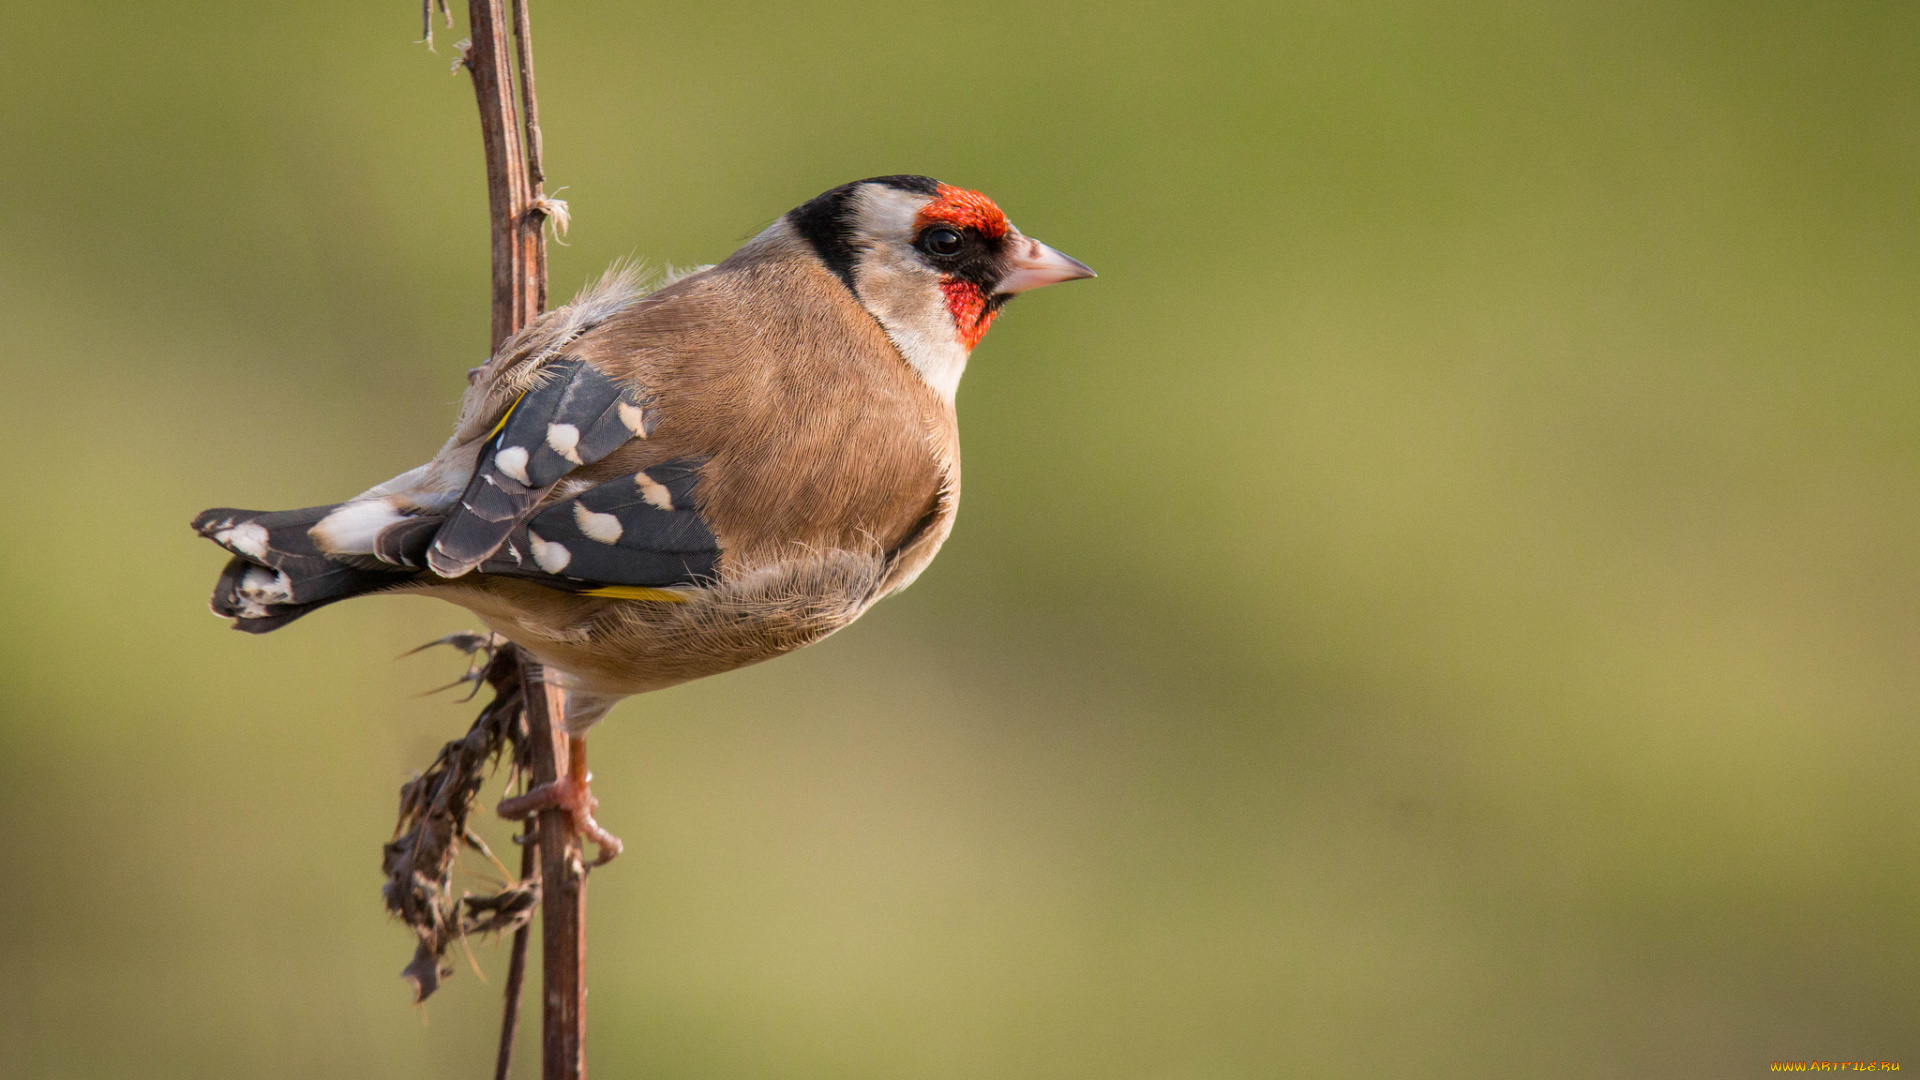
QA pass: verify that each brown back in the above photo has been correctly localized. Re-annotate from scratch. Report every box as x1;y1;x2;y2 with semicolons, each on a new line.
570;232;960;573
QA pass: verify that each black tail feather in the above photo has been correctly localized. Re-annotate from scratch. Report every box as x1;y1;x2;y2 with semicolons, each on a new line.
194;505;418;632
373;513;440;568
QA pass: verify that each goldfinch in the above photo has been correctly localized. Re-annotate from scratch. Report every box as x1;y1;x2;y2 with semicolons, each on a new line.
192;175;1093;854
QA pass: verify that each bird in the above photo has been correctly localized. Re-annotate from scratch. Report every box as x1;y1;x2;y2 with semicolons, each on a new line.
192;175;1094;860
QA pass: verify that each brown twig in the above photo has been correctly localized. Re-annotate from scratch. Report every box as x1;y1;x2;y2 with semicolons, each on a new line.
511;0;545;188
461;0;543;352
454;1;582;1076
420;0;453;50
493;833;536;1080
525;663;589;1078
510;0;565;284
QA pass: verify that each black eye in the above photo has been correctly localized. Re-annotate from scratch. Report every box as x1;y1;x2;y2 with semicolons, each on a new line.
921;226;963;257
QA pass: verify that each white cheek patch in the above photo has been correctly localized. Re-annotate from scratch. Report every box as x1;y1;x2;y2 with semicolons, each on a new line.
848;186;972;401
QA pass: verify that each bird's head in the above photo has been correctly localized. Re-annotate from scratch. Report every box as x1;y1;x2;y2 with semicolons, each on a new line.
782;175;1095;399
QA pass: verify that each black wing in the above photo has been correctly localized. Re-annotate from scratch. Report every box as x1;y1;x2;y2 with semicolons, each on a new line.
475;461;720;593
427;356;654;577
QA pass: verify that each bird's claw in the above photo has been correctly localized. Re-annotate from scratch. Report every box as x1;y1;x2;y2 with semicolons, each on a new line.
497;771;623;867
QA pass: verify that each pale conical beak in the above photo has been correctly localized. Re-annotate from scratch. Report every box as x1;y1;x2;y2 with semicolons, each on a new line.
997;236;1097;295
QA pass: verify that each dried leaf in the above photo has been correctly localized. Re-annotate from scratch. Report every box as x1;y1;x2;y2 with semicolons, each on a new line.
383;639;534;1002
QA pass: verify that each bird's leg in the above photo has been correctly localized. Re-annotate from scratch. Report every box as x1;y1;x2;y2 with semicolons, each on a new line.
497;736;624;866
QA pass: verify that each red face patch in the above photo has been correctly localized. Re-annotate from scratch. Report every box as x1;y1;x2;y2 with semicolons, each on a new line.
918;184;1009;348
914;183;1010;238
940;280;999;350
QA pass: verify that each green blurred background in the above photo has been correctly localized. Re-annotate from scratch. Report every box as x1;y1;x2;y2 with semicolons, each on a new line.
2;0;1917;1075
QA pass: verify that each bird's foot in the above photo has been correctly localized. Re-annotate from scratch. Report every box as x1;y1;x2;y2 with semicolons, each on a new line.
497;746;622;866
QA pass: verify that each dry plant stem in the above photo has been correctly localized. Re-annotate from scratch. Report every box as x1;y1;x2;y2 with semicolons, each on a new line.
494;832;536;1080
464;0;543;351
511;0;545;186
461;0;576;1075
525;663;589;1079
421;0;452;50
510;0;551;311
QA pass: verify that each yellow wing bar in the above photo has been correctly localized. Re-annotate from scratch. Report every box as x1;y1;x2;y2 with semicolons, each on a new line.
482;391;526;442
581;585;689;603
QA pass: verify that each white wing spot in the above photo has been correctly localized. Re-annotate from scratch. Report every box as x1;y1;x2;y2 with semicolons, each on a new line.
216;522;270;559
529;531;572;574
635;471;674;511
617;401;648;438
495;445;532;484
547;423;583;464
573;502;624;544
